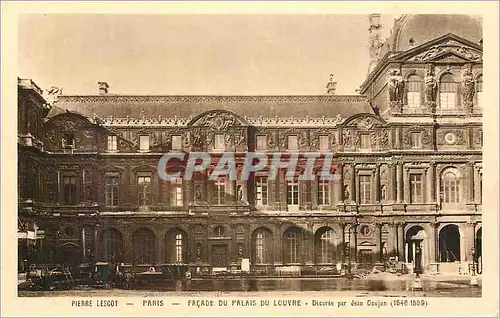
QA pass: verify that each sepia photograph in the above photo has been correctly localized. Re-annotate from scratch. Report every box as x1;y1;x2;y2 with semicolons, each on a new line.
3;2;499;317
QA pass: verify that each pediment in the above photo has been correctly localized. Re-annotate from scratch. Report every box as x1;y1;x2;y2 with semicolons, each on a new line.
394;33;482;63
343;114;386;129
188;110;248;130
409;47;482;63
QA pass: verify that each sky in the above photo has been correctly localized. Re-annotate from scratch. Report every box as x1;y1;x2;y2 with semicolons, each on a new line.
18;14;395;96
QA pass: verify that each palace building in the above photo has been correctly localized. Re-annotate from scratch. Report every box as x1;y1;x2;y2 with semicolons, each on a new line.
18;14;483;276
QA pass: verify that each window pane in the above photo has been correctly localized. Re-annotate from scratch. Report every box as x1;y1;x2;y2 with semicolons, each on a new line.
171;135;182;150
359;176;371;204
256;176;268;205
319;135;329;150
139;135;150;150
360;135;371;150
407;92;421;108
107;135;117;151
256;135;267;150
214;134;225;150
288;135;298;150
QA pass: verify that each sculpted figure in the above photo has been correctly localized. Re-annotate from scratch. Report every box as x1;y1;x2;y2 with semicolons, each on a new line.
461;66;475;108
388;69;404;102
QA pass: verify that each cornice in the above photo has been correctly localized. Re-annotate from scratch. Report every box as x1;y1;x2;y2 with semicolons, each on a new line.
56;94;369;105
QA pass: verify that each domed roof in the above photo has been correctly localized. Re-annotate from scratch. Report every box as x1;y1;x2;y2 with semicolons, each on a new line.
392;14;482;51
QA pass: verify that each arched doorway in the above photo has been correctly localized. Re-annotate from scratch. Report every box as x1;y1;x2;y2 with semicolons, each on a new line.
314;227;340;264
282;226;305;264
439;224;461;262
165;228;188;264
100;228;123;263
475;227;482;274
132;228;156;265
59;243;81;276
405;225;428;273
251;227;274;265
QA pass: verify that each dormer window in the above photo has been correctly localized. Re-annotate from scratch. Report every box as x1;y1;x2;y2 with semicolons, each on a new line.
107;135;117;151
439;73;457;109
407;75;422;108
62;133;75;148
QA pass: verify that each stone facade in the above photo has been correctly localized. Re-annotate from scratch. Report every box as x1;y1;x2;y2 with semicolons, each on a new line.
18;14;483;275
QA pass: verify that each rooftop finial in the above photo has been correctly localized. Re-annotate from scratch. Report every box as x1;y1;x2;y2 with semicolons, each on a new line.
326;74;337;95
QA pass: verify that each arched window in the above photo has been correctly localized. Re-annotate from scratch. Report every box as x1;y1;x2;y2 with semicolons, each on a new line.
476;75;483;108
440;169;460;204
100;228;123;262
166;228;188;263
252;227;274;264
283;227;303;264
439;73;457;109
407;75;422;108
315;227;338;264
133;228;156;265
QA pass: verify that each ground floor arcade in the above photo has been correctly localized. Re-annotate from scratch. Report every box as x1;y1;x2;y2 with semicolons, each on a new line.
35;216;483;275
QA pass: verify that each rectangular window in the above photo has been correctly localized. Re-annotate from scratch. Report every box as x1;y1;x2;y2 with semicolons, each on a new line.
175;233;183;263
410;174;423;203
138;176;151;206
171;135;182;150
63;175;77;205
407;92;421;108
407;80;421;108
287;135;298;151
256;135;267;151
62;133;75;148
286;180;299;206
411;132;422;149
105;175;119;207
214;134;225;150
476;79;483;108
170;178;183;206
287;232;299;263
439;82;456;109
255;176;268;206
359;175;371;204
107;135;117;151
139;135;150;151
213;180;226;204
256;232;264;264
360;134;371;150
318;179;331;205
319;135;329;151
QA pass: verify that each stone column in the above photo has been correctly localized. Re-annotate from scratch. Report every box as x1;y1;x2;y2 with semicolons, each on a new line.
396;163;403;203
397;223;405;261
375;222;382;262
403;166;410;204
428;222;438;263
467;162;475;203
306;222;314;265
465;221;476;262
387;223;398;257
334;164;344;204
459;223;467;262
350;165;357;204
157;228;165;265
427;163;435;204
122;230;133;264
339;223;346;262
374;164;380;203
352;224;358;262
274;223;282;265
389;163;397;202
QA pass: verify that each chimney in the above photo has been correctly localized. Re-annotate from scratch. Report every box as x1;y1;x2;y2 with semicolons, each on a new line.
368;13;383;74
326;74;337;95
98;82;109;95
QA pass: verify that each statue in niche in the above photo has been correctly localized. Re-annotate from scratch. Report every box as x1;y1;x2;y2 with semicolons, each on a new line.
461;65;475;110
388;69;404;103
343;185;350;201
425;64;438;105
195;186;202;202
